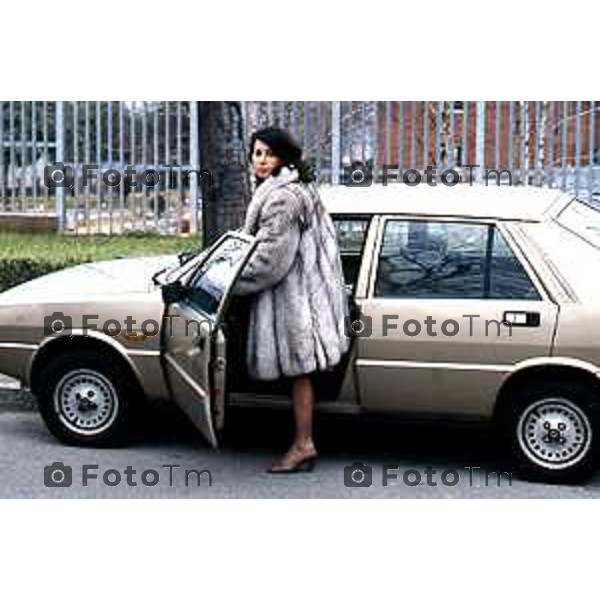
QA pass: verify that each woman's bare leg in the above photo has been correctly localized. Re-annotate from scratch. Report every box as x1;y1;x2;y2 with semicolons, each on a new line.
291;375;316;453
269;375;317;470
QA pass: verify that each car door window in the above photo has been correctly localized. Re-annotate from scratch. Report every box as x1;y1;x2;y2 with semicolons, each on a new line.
332;217;371;290
185;235;255;316
374;219;541;300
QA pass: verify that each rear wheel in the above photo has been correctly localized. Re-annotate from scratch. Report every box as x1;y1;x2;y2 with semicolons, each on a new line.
36;350;140;447
499;378;599;483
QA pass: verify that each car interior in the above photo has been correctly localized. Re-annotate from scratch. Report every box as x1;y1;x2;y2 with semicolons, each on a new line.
223;291;355;403
223;252;362;403
219;216;370;402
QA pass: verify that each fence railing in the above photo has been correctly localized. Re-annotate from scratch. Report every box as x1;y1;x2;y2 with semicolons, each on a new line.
0;101;598;235
245;101;600;198
0;101;198;234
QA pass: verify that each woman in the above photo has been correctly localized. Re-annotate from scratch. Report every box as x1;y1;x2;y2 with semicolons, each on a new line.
233;127;350;473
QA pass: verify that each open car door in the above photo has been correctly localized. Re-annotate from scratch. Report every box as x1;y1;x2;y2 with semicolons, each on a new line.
160;231;257;448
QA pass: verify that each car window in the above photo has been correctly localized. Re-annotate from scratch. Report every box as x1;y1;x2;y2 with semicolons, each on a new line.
374;219;541;300
332;216;371;290
186;235;254;315
156;246;211;285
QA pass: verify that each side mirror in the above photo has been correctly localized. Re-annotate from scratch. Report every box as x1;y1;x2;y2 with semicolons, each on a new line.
162;281;188;304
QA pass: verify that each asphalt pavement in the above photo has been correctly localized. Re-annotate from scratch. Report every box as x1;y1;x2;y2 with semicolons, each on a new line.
1;377;600;498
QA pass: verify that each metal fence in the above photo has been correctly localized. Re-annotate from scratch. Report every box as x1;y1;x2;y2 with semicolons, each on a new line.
1;101;599;235
246;101;600;198
0;101;198;234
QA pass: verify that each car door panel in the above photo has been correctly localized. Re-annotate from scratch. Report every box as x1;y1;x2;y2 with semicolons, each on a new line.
356;297;558;416
355;217;558;418
160;232;257;447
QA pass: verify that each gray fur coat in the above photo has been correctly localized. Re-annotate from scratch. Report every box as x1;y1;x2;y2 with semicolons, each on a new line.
232;166;350;381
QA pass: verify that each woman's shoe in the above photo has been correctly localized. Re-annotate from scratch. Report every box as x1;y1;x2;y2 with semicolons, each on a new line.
266;454;317;474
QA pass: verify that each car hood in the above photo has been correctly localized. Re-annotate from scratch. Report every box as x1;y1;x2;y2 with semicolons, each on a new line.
0;254;180;305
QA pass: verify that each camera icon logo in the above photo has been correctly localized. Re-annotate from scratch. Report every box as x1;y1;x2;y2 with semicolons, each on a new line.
44;162;74;189
343;161;373;187
44;311;72;336
344;311;372;338
44;462;73;488
344;462;373;488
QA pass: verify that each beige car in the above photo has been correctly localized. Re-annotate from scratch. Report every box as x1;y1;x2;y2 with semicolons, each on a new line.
1;183;599;483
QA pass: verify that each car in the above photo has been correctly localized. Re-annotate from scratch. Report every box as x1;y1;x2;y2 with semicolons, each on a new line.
1;183;600;483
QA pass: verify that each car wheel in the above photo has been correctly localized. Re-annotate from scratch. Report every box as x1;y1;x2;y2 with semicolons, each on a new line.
36;350;140;447
500;378;599;483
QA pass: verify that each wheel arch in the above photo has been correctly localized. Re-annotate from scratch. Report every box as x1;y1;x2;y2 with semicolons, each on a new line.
495;362;600;421
28;333;145;399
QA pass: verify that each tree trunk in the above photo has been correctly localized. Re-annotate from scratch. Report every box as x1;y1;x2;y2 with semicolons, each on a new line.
198;101;250;247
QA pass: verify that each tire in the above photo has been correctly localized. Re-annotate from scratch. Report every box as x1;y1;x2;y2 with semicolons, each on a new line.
498;378;599;484
36;350;141;447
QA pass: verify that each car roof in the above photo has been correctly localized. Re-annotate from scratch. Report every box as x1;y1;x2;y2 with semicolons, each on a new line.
319;183;572;223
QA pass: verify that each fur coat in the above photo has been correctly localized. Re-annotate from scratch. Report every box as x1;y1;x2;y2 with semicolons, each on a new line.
232;166;350;381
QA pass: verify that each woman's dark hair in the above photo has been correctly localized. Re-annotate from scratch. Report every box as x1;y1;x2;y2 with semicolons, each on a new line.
248;127;315;184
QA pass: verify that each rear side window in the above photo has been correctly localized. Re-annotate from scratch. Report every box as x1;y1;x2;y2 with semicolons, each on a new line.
332;217;371;291
374;219;541;300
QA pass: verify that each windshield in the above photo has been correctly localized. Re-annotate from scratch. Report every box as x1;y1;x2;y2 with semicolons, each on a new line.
556;198;600;250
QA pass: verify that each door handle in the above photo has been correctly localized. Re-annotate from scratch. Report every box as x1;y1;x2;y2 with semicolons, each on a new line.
502;311;541;327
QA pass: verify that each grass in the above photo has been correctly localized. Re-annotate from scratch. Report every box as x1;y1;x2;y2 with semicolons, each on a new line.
0;231;201;262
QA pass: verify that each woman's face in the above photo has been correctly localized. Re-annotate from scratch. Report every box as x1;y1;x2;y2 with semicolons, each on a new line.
252;139;283;180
